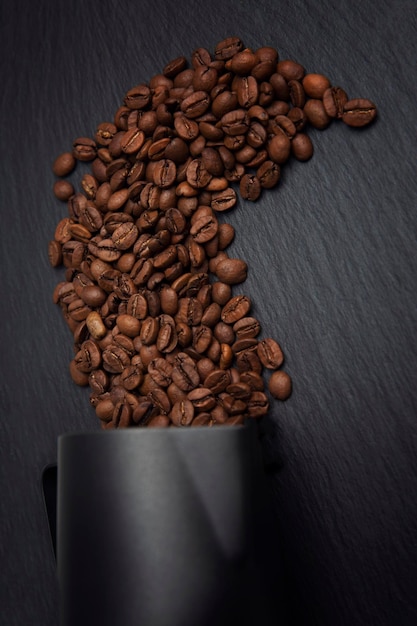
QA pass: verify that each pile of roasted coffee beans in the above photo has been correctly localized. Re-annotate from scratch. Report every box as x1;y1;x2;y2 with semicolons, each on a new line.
48;37;377;429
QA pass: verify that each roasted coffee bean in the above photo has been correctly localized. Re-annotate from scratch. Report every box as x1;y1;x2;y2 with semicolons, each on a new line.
186;158;212;188
302;73;331;99
112;222;139;250
322;86;348;119
205;368;231;394
171;399;194;426
221;295;251;324
148;388;171;415
236;75;259;109
291;133;314;161
256;160;281;189
240;370;264;391
53;151;76;177
140;316;160;345
267;133;291;164
192;324;212;353
268;369;292;400
157;314;178;352
342;98;377;127
211;188;237;212
124;84;151;110
147;414;170;428
116;314;141;337
214;37;243;61
73;137;97;162
181;91;211;119
86;311;107;340
187;387;216;411
239;174;261;201
304;99;332;129
171;352;200;391
231;337;258;357
257;338;284;369
48;240;62;267
247;391;269;418
120;365;143;390
288;80;306;108
215;257;248;284
53;179;74;202
287;106;307;131
233;316;261;339
236;349;262;374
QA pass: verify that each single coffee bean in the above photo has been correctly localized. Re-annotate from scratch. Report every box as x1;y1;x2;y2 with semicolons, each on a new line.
236;75;259;109
120;365;143;391
53;180;74;202
112;222;139;250
48;240;62;267
85;311;106;339
211;188;237;212
190;214;218;243
256;160;281;189
181;91;211;119
304;99;332;129
268;369;292;400
233;316;261;338
231;337;258;357
192;324;212;353
72;137;97;162
229;50;258;75
140;316;160;345
53;151;76;177
214;37;244;60
287;106;307;131
246;390;269;418
193;65;218;92
267;133;291;164
163;55;188;78
171;352;200;391
291;133;314;161
187;387;216;411
215;257;248;284
148;357;173;387
74;339;102;373
277;59;305;81
120;127;145;154
342;98;377;127
147;414;170;428
220;109;249;136
221;295;251;324
124;84;151;109
102;343;130;374
148;388;171;415
302;73;331;98
171;399;194;426
322;86;348;118
186;158;212;189
205;368;231;394
257;338;284;369
157;314;178;352
239;173;261;201
116;314;141;337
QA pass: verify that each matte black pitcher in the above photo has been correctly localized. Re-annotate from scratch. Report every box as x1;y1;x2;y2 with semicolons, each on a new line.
57;425;285;626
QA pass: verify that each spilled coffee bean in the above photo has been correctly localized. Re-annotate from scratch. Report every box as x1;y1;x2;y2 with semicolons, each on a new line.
49;36;377;429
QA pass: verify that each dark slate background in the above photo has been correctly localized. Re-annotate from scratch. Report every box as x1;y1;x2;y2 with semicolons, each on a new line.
1;0;417;624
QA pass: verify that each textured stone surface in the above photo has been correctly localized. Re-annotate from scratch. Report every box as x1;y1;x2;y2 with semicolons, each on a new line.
1;0;417;624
